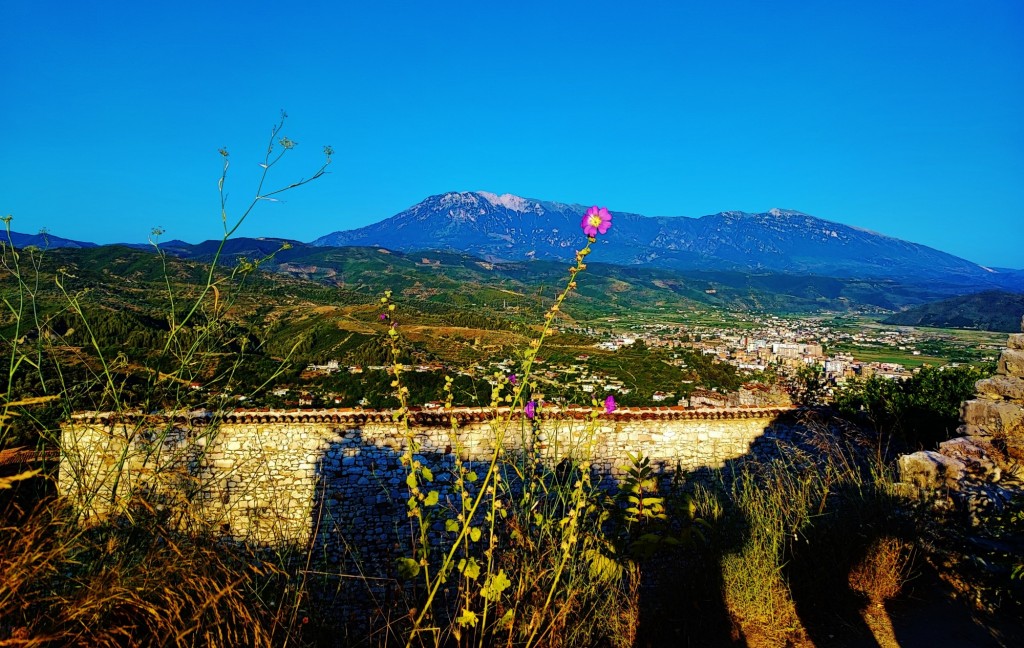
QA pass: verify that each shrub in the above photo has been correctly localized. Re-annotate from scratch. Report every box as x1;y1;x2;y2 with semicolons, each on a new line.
833;365;986;448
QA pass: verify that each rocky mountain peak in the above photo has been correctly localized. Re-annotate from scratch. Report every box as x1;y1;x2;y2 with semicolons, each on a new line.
308;192;1021;290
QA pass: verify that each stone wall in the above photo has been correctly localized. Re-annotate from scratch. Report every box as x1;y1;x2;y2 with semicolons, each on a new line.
898;316;1024;521
59;406;791;559
960;316;1024;463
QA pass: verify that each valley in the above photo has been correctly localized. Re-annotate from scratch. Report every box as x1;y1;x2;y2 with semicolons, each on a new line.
1;237;1010;432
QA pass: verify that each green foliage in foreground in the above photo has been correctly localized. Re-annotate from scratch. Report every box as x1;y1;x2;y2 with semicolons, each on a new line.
833;364;988;449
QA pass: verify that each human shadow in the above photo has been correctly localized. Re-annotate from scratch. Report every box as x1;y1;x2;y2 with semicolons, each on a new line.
782;482;902;648
631;475;749;648
306;423;497;646
631;463;755;646
635;407;907;648
307;430;406;644
774;410;916;648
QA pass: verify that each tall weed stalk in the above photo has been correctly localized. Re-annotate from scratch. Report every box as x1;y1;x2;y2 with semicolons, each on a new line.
1;116;333;646
385;211;639;647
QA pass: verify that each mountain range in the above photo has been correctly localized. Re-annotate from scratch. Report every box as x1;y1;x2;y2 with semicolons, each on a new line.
4;230;98;250
314;192;1020;290
8;191;1023;296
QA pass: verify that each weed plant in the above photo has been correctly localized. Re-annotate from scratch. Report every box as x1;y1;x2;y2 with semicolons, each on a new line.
1;115;332;645
380;207;649;647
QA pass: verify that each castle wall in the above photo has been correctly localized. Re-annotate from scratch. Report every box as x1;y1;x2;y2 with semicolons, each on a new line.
58;406;791;566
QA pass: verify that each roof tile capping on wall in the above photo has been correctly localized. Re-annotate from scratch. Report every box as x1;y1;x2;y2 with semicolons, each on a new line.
59;405;793;549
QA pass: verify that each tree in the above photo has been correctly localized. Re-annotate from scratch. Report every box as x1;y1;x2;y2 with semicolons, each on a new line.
793;364;827;407
833;365;986;449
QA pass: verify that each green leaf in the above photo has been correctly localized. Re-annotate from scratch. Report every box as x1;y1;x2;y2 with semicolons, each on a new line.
470;527;482;542
396;557;420;580
480;569;511;601
445;519;460;533
421;466;434;482
464;557;481;580
405;473;417;489
457;608;479;628
466;471;478;483
584;548;623;582
424;491;439;506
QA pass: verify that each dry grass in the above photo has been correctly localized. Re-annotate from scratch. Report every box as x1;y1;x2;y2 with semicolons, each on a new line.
703;416;917;646
848;536;916;603
0;497;297;647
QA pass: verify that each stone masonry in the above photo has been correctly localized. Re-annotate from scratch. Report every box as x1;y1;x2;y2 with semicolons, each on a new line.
899;316;1024;520
59;405;791;563
961;316;1024;464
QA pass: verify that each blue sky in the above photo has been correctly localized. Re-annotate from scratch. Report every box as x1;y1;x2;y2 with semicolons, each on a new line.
3;0;1022;267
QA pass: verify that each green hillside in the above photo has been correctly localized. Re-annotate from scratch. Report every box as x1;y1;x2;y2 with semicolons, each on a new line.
881;290;1024;332
0;242;752;447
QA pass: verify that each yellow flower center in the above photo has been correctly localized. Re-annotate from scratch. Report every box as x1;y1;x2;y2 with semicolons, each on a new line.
588;213;602;227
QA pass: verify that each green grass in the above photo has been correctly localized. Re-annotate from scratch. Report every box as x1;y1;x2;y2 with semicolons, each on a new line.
831;345;949;368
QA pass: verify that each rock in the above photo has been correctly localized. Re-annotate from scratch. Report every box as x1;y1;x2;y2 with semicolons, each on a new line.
961;399;1024;437
1008;334;1024;350
957;431;1010;465
939;437;1001;482
975;375;1024;402
898;450;965;489
961;399;1024;461
997;349;1024;377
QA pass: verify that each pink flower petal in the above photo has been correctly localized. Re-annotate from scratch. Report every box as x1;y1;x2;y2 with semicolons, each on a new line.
604;395;617;413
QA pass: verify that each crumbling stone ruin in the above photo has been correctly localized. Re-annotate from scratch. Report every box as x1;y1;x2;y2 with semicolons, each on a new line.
899;316;1024;523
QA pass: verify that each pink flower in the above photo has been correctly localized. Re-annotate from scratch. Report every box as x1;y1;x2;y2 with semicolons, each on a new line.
604;395;616;414
524;400;536;419
379;313;389;321
581;206;612;237
508;374;517;385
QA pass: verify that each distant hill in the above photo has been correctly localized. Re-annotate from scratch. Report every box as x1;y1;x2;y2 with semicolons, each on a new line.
12;192;1023;298
3;230;97;249
312;191;1024;291
132;239;992;313
881;291;1024;332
